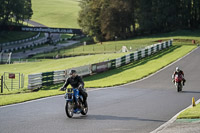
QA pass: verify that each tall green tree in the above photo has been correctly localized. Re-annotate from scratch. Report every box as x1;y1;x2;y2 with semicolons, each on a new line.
100;0;134;40
0;0;33;25
78;0;103;41
78;0;136;41
135;0;153;34
78;0;200;41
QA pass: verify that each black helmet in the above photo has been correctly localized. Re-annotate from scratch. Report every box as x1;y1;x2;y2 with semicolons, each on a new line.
69;70;76;75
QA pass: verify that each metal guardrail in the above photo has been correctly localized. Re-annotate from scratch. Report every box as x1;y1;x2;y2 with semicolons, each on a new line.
28;40;173;90
0;32;40;47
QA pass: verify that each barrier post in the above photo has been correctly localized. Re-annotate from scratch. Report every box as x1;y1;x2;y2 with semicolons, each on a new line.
1;75;3;93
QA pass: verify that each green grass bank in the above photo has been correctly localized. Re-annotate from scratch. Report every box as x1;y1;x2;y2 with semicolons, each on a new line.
0;44;196;106
31;0;80;28
0;31;38;43
177;103;200;119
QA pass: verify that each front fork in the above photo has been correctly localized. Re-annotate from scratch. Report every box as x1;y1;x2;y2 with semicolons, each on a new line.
66;89;83;110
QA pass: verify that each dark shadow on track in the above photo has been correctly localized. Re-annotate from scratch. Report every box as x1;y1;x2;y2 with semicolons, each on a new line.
72;115;166;122
182;91;200;94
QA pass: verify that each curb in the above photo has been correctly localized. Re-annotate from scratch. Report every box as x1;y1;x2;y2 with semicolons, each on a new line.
150;99;200;133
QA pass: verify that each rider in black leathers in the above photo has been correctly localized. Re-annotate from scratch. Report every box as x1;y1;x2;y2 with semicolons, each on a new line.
60;70;88;106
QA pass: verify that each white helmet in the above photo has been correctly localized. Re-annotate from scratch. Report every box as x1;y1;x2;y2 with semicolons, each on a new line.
176;67;180;72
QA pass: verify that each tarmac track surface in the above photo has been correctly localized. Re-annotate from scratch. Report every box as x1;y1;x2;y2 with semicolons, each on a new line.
0;47;200;133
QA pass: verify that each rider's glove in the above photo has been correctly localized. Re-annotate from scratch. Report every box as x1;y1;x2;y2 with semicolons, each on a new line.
78;84;83;90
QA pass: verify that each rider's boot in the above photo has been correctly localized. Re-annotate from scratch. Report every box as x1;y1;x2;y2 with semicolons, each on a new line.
83;98;87;107
83;102;87;107
183;79;185;86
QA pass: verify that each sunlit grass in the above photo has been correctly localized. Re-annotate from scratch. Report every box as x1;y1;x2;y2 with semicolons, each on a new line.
31;0;80;28
177;103;200;119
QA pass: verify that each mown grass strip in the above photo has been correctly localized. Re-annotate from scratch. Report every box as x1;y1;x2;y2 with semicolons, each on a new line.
31;0;80;28
0;44;196;106
177;103;200;119
0;31;38;43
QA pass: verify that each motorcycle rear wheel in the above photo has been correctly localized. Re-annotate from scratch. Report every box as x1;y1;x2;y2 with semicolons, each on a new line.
65;101;74;118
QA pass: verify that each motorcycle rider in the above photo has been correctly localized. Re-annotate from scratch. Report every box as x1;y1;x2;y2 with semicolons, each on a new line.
172;67;186;86
60;70;88;106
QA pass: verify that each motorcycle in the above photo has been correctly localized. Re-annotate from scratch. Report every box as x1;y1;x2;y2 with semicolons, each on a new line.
64;88;88;118
172;74;183;92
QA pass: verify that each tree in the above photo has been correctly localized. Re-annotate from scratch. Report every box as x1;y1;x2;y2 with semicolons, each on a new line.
78;0;103;41
78;0;200;41
0;0;33;25
100;0;134;40
78;0;136;41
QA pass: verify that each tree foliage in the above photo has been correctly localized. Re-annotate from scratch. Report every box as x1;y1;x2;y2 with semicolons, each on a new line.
78;0;136;41
78;0;200;41
0;0;33;25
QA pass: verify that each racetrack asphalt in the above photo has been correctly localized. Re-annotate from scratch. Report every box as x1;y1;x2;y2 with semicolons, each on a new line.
0;47;200;133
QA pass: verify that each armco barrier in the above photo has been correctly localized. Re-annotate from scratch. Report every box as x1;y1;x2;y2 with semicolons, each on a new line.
0;32;40;47
28;40;173;90
66;65;91;78
92;61;110;73
2;39;47;53
28;65;91;89
28;71;65;89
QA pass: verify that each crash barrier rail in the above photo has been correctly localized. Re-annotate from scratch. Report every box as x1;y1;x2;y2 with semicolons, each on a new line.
28;65;91;89
28;40;173;89
0;32;40;47
53;35;85;44
1;38;47;53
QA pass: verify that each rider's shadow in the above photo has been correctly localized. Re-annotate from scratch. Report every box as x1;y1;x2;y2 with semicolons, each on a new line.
72;115;165;122
181;91;200;93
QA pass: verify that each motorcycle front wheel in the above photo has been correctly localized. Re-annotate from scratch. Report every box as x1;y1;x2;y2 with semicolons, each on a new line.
81;101;88;115
65;101;74;118
177;83;182;92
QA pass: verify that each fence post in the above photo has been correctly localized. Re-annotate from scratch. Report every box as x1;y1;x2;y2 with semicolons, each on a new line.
1;75;3;93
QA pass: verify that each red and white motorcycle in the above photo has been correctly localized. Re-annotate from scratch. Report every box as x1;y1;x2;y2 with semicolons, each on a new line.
172;74;184;92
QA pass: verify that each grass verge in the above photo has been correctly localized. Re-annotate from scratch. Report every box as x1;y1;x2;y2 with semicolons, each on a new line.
0;31;38;43
177;103;200;119
0;44;196;106
31;0;80;28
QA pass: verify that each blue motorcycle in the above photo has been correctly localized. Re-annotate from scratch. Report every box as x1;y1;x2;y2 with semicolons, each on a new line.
64;88;88;118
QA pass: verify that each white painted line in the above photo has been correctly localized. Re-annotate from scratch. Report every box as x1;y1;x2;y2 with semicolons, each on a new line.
0;47;198;109
150;99;200;133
